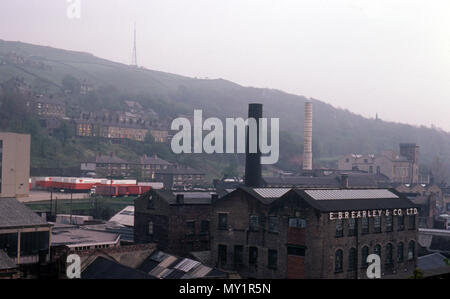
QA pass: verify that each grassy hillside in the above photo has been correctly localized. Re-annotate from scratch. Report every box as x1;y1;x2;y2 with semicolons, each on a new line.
1;39;450;179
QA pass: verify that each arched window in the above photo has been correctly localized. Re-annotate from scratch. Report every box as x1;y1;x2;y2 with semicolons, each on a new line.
348;248;357;271
335;249;343;273
397;242;404;263
374;244;381;259
361;246;369;268
408;241;415;260
385;243;393;265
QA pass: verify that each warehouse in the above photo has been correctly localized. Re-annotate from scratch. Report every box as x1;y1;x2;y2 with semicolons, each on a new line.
211;187;419;279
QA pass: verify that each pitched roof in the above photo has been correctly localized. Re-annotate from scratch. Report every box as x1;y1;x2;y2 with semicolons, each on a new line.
82;257;154;279
263;173;390;188
224;187;290;205
418;253;450;271
137;251;227;279
290;189;417;212
0;251;17;270
0;198;49;228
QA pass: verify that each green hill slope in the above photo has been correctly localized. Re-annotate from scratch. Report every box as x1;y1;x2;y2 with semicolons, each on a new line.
1;39;449;179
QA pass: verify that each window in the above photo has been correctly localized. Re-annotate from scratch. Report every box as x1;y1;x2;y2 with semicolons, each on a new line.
369;166;373;173
376;166;381;174
348;218;357;236
234;245;244;266
362;217;369;234
373;216;381;233
335;250;343;273
386;214;393;232
397;242;404;263
289;217;306;228
348;248;357;271
186;221;195;236
268;249;278;269
268;216;279;233
408;241;415;260
147;221;153;236
345;158;349;163
408;215;416;230
218;245;227;265
200;220;210;234
249;247;258;266
361;246;369;268
336;219;344;237
249;215;259;231
385;243;393;265
287;246;305;257
218;213;228;230
398;215;405;231
374;244;381;259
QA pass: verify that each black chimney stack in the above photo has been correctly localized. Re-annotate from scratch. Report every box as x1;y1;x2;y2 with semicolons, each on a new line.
245;103;263;187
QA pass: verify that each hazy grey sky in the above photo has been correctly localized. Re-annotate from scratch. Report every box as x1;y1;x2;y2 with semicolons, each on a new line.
1;0;450;130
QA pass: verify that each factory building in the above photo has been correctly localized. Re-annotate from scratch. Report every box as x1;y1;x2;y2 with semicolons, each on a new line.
210;187;419;279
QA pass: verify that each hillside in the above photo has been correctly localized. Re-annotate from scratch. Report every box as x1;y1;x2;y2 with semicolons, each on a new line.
1;39;450;180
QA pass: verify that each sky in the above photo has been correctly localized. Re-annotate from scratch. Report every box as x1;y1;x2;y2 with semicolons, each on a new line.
1;0;450;130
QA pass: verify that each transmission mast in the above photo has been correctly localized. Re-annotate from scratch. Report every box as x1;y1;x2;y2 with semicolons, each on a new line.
131;23;138;67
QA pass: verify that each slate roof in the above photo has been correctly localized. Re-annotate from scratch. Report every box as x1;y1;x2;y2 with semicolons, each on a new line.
0;198;50;229
137;250;227;279
263;173;389;188
224;187;291;205
291;189;417;212
82;257;154;279
0;251;17;270
418;253;450;271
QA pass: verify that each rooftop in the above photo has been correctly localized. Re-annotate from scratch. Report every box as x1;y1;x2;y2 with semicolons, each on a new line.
0;198;49;229
82;257;154;279
138;250;227;279
303;189;399;200
0;251;17;270
51;225;120;247
109;206;134;227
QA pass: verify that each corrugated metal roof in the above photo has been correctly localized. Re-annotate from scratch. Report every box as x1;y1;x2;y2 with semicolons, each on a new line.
158;255;178;268
150;251;170;263
149;265;167;278
253;188;291;198
173;258;201;272
304;189;398;200
182;265;212;279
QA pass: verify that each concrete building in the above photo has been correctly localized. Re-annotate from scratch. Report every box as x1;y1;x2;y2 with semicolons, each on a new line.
134;189;215;256
210;187;419;279
338;144;420;184
0;132;30;198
